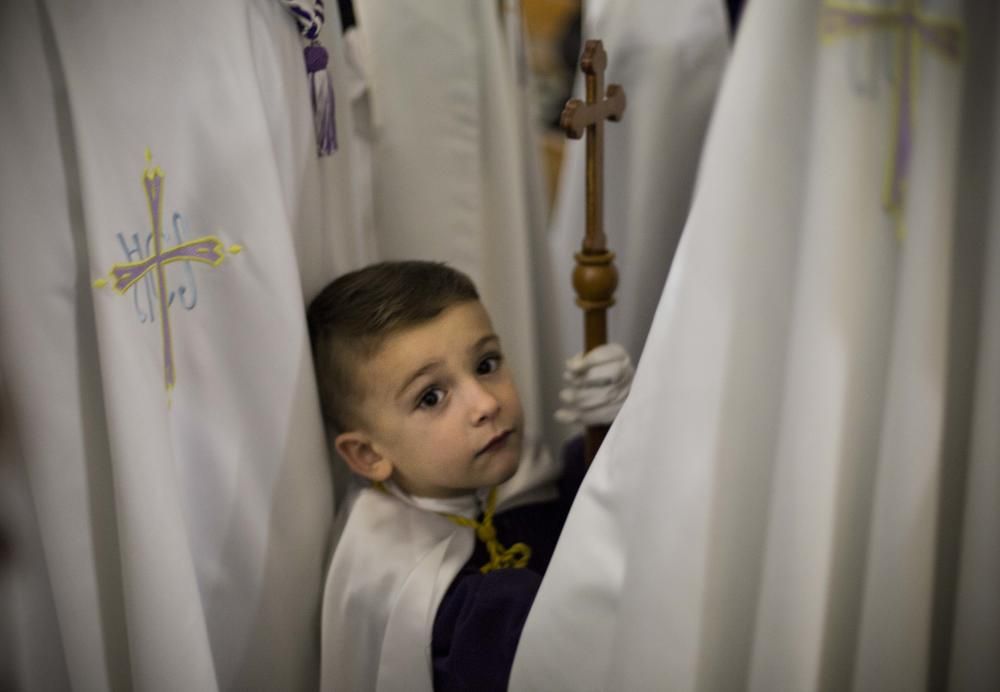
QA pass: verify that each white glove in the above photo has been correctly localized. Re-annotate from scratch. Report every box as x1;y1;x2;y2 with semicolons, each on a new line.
554;343;634;426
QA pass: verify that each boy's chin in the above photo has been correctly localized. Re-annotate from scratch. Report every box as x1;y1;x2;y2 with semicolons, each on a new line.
493;458;520;486
472;429;524;489
489;445;522;486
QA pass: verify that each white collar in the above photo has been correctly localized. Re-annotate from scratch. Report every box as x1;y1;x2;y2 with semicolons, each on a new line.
379;480;490;520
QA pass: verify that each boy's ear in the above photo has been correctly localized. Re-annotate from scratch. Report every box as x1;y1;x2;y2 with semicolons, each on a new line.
334;431;393;483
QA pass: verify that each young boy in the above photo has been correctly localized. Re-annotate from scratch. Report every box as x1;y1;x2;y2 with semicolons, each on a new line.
308;261;630;692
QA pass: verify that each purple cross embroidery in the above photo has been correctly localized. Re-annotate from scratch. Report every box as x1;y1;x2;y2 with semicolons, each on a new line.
95;152;239;392
822;0;963;217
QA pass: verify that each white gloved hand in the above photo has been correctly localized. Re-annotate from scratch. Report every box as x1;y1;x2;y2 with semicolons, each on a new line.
554;343;634;426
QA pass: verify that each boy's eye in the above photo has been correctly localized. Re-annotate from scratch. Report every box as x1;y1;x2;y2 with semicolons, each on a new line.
418;387;445;409
477;354;502;375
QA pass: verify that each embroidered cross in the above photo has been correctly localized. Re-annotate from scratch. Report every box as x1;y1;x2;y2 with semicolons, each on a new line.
93;151;242;392
821;1;963;224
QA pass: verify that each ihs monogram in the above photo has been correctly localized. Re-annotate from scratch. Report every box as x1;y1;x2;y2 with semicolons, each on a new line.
93;151;244;392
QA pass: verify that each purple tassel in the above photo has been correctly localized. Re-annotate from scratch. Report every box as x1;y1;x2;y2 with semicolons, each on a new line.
305;43;337;156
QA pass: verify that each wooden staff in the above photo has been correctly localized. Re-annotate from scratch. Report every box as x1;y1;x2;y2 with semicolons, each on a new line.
560;39;625;463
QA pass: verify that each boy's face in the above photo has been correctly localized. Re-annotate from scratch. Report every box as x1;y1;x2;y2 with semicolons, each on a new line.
340;300;524;498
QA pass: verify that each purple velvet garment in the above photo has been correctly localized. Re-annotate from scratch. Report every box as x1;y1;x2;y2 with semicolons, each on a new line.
431;437;586;691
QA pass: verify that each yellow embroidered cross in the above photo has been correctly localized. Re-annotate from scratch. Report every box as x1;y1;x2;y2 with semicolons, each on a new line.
821;0;963;231
92;151;243;392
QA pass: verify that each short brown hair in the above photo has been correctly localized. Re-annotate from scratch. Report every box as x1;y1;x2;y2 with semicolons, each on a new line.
307;261;480;431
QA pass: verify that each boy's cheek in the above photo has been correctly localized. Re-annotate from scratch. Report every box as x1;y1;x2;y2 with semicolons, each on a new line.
505;380;524;414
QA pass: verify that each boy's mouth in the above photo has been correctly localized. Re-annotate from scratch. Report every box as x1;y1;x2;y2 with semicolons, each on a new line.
476;429;513;457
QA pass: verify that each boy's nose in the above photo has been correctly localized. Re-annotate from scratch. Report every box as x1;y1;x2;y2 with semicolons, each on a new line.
468;381;500;424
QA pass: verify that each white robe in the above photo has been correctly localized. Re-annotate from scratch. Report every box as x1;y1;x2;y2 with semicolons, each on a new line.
0;1;365;688
535;0;730;450
350;0;549;454
320;444;562;692
512;0;1000;690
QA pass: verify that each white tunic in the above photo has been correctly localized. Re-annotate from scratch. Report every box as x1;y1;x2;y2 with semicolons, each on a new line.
536;0;730;450
513;0;1000;690
0;1;365;688
350;0;550;454
320;444;561;692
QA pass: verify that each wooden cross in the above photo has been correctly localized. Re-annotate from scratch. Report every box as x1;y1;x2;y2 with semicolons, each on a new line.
560;39;626;462
561;39;626;257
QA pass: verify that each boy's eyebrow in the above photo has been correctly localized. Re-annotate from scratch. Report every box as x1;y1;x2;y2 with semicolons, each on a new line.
471;334;500;353
395;334;501;399
397;360;443;400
